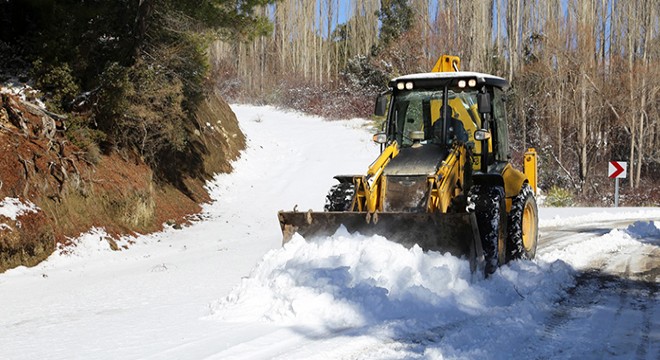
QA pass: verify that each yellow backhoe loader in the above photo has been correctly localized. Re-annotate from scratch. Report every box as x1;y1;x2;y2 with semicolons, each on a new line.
278;55;539;275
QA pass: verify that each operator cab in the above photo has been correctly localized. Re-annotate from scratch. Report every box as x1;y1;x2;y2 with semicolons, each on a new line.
374;71;510;172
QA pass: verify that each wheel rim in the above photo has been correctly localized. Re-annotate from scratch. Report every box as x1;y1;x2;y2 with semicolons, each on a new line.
522;202;536;251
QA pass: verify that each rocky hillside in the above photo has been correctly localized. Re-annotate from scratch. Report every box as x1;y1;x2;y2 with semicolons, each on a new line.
0;89;244;272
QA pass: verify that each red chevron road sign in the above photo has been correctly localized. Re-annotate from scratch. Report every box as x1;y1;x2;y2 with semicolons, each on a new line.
608;161;627;178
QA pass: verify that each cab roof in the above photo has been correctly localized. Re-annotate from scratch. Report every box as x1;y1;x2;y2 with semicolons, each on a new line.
390;71;508;89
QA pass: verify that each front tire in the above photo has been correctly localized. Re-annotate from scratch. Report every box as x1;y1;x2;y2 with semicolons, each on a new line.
469;185;507;275
506;183;538;261
324;182;355;211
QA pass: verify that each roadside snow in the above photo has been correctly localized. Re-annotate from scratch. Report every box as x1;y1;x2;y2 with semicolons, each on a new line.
626;221;660;243
539;221;658;272
0;197;39;220
1;80;46;108
540;207;660;228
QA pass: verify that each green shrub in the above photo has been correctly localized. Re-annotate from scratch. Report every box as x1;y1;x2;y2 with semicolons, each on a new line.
93;61;191;176
545;186;574;207
60;108;107;165
31;60;80;111
95;63;132;124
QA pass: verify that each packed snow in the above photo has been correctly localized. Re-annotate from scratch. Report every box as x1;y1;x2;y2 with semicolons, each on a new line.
0;105;658;359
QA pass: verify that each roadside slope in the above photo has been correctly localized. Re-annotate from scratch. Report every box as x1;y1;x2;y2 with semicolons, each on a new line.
0;91;244;272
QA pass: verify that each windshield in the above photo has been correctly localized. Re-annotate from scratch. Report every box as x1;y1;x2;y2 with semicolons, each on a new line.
390;87;481;147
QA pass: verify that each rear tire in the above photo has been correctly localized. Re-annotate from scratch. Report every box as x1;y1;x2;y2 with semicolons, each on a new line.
324;182;355;211
469;185;507;276
506;183;538;261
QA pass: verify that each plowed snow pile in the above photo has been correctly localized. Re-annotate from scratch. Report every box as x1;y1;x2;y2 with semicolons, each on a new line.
540;220;660;279
211;230;574;338
626;221;660;243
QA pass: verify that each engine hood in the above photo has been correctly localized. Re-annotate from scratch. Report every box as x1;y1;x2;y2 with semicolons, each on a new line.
383;144;448;176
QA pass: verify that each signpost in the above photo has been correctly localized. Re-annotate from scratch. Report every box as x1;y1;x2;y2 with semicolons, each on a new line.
608;161;627;207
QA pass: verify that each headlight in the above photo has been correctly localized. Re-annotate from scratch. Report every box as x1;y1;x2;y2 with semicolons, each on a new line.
474;129;492;141
372;133;387;144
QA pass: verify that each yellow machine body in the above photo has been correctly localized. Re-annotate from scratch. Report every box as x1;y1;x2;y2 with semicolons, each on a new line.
278;55;539;273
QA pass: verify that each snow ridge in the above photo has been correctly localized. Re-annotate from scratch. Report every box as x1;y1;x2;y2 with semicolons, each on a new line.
211;229;575;340
626;221;660;243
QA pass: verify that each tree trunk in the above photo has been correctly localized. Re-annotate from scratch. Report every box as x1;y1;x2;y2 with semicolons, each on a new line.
579;71;588;182
131;0;154;63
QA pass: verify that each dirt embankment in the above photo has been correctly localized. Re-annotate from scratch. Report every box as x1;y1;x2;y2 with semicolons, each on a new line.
0;91;244;272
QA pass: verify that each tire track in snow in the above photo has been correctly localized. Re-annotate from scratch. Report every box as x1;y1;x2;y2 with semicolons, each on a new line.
535;270;658;359
534;218;659;359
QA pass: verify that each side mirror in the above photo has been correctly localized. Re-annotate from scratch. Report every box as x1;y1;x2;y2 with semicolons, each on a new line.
477;92;491;114
374;95;388;116
474;129;491;141
372;132;387;144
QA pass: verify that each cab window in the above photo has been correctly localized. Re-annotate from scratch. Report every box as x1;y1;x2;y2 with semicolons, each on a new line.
492;87;509;161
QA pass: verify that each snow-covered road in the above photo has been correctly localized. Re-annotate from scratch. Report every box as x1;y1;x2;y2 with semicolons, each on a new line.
1;105;658;360
524;220;660;359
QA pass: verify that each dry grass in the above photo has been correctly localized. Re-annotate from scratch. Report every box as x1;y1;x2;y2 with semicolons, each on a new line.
0;211;54;273
194;91;246;176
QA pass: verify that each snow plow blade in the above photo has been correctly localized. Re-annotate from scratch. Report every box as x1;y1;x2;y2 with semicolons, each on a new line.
278;211;478;258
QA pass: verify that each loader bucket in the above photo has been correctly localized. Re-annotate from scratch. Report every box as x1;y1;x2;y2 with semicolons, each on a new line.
278;211;480;260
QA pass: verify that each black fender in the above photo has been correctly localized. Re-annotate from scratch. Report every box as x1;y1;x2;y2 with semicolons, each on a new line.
333;175;360;184
472;173;504;188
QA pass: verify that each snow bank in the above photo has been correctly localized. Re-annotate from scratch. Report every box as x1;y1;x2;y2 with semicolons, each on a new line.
539;207;660;228
53;228;127;257
540;228;645;269
538;220;659;279
1;80;46;108
540;220;660;265
625;220;660;244
211;229;575;336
